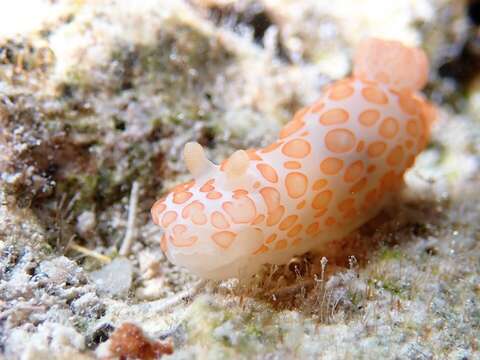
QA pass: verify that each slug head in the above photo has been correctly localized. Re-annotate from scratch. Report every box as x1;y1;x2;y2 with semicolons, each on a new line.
151;142;265;279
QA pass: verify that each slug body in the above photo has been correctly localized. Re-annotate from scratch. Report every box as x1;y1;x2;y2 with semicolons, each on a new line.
151;38;436;280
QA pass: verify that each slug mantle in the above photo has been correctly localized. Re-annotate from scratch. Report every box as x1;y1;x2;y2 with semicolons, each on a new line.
151;38;437;280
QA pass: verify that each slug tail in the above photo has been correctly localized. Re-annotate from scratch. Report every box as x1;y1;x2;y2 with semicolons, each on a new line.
353;38;429;92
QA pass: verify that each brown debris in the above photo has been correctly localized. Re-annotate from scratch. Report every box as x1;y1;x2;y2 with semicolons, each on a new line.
108;323;173;360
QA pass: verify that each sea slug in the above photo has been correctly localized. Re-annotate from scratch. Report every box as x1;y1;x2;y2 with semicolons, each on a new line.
151;38;436;280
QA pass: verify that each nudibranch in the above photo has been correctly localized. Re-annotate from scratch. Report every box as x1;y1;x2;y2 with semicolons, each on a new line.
151;38;436;280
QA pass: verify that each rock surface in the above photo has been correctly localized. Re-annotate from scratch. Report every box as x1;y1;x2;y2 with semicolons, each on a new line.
91;258;133;298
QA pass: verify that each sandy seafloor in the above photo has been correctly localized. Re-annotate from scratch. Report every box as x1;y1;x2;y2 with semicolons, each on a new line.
0;0;479;359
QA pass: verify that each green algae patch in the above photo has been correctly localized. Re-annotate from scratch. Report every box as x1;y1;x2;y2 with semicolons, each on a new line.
378;247;404;262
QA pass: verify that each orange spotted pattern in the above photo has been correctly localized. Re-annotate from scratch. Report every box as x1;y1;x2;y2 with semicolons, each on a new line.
151;68;435;280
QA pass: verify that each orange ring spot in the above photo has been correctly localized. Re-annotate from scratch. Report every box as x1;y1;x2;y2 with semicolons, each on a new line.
246;149;263;161
253;245;268;255
287;224;303;237
199;179;215;192
265;233;277;244
285;172;308;199
252;214;265;225
406;119;418;137
312;190;332;210
311;101;325;113
360;78;377;86
379;117;399;139
320;157;344;175
280;119;305;139
296;200;306;210
320;108;349;125
292;238;302;246
267;206;285;226
306;222;320;235
173;191;193;204
349;177;368;194
161;211;177;228
233;189;249;198
151;201;166;224
260;187;281;212
275;239;288;250
367;141;387;158
171;224;198;247
325;217;337;226
312;179;328;191
171;180;195;193
223;195;257;224
338;198;355;212
356;140;365;152
284;161;301;169
387;145;404;166
206;191;222;200
257;163;279;183
282;139;312;158
261;141;283;154
358;109;380;127
314;208;327;218
344;160;364;182
325;129;356;153
398;92;419;115
212;231;236;249
211;211;229;229
182;201;207;225
279;215;298;231
362;86;388;104
329;84;354;101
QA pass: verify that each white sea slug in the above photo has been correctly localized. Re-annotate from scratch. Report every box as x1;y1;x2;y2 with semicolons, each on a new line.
151;38;437;280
